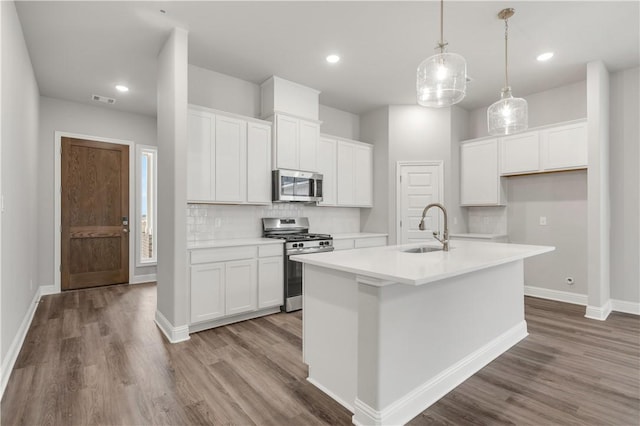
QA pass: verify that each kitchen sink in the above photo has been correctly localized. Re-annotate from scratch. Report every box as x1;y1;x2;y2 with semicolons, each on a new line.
402;246;443;253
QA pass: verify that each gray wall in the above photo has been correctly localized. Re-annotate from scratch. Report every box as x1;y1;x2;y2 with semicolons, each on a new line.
360;107;389;234
507;171;588;295
1;0;40;368
319;104;360;140
38;96;158;288
609;67;639;303
469;79;589;297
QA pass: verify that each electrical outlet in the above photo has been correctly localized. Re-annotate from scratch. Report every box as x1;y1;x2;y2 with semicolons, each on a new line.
214;218;222;228
565;277;575;286
30;279;33;290
539;216;547;226
453;216;458;225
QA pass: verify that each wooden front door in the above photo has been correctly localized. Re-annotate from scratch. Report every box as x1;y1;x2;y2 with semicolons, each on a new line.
61;137;129;290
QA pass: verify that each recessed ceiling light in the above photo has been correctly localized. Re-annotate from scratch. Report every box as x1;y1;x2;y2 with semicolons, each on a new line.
115;85;129;92
536;52;554;62
326;54;340;64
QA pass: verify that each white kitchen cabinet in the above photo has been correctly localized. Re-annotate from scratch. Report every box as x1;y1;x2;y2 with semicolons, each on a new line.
258;256;284;308
225;259;257;316
460;138;506;206
247;121;272;204
336;139;373;207
187;105;272;205
187;109;214;201
332;234;388;251
190;262;225;323
500;131;540;175
272;113;320;171
317;136;337;206
215;115;246;203
497;120;587;176
188;241;284;331
540;121;587;171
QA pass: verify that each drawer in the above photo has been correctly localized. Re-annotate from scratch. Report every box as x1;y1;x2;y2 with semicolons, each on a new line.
258;244;283;258
354;236;387;248
190;246;258;264
332;239;355;251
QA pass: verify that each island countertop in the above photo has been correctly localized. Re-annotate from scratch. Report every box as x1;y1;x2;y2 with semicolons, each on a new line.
292;240;554;286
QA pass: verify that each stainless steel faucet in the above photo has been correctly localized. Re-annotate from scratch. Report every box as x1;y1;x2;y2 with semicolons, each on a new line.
418;203;450;251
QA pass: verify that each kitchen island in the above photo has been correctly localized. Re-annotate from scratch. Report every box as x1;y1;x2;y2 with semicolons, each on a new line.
292;240;554;426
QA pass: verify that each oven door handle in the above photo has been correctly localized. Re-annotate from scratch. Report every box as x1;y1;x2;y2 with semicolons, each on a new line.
288;247;334;255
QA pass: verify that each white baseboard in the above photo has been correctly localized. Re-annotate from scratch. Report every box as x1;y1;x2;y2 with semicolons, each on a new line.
154;310;190;343
352;321;528;426
307;376;354;413
0;286;47;399
130;273;156;284
585;300;613;321
38;285;57;296
611;299;640;315
524;285;587;306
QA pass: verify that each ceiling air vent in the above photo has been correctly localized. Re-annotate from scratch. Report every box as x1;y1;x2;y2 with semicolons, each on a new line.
91;94;116;104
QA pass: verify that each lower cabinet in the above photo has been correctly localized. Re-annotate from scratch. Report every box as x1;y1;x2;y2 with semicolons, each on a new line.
189;243;283;330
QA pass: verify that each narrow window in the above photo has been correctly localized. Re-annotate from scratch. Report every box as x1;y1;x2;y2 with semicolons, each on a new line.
137;145;157;265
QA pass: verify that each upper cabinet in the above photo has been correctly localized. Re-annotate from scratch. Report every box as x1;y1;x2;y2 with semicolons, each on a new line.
499;120;587;176
272;113;320;171
318;135;373;208
187;105;272;205
336;139;373;207
460;138;506;206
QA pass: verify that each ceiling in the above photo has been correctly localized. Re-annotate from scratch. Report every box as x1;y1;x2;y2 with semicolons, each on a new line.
15;1;640;117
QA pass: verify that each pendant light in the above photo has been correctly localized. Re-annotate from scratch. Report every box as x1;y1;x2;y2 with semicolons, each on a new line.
487;8;528;135
416;0;467;108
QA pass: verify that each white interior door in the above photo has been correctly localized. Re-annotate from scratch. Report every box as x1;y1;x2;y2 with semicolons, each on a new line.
397;162;444;245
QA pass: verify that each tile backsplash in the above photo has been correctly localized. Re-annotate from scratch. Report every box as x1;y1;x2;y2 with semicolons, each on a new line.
187;203;361;242
466;206;508;234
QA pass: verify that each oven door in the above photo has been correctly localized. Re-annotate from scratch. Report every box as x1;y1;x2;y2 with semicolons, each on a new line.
284;254;303;312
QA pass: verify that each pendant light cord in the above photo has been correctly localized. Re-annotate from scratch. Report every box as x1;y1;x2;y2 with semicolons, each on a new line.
504;17;509;89
437;0;447;52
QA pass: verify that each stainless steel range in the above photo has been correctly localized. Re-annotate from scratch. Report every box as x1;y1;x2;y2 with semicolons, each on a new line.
262;217;334;312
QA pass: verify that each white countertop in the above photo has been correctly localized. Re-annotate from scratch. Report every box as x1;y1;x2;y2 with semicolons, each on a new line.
292;240;554;286
332;232;388;240
187;238;283;250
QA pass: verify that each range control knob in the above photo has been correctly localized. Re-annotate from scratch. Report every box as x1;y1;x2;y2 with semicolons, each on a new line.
299;243;304;248
293;243;298;248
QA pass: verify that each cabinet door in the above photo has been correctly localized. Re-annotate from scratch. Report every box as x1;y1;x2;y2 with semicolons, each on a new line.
299;120;319;172
460;139;505;206
190;263;225;323
187;110;214;201
354;144;373;207
500;131;540;175
258;256;283;309
317;137;337;206
541;122;587;171
225;259;257;316
337;141;355;206
275;115;299;170
215;115;246;202
247;122;272;204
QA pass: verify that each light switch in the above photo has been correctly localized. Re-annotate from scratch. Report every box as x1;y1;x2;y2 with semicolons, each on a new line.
539;216;547;226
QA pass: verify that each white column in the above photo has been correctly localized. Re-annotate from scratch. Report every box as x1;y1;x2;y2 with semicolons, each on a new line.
585;60;612;320
155;27;190;342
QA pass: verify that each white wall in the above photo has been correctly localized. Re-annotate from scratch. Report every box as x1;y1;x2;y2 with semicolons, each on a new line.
448;106;470;234
38;96;158;287
188;65;260;118
609;67;639;304
469;80;587;138
360;107;389;235
507;171;588;295
387;106;453;244
1;0;40;379
156;28;189;334
319;104;360;140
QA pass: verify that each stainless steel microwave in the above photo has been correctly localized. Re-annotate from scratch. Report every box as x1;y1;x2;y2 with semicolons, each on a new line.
272;169;323;203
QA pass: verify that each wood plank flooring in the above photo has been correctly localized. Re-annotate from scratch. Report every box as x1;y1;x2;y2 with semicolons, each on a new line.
1;283;638;425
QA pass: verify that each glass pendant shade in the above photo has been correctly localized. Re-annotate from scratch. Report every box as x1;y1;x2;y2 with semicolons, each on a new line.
487;88;528;135
417;52;467;107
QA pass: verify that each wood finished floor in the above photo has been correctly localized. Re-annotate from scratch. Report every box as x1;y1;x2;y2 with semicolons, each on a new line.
1;283;638;425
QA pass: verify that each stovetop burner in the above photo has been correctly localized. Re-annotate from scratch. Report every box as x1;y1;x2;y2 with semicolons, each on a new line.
267;233;332;242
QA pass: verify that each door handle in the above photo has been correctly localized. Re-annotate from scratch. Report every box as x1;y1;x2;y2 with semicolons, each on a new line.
122;229;128;233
